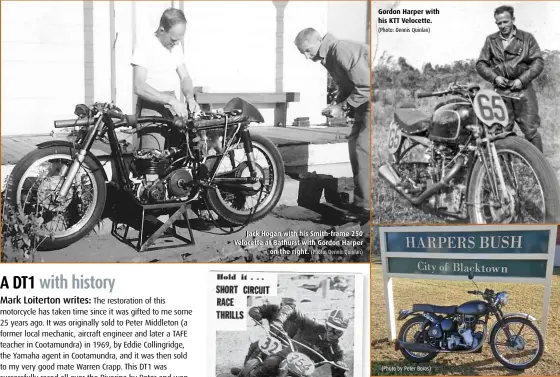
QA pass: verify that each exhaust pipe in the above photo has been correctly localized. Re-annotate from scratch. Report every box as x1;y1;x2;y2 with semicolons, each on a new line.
379;155;465;206
378;164;402;187
396;341;440;353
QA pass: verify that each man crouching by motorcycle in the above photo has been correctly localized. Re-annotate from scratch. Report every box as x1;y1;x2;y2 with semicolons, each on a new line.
246;307;350;377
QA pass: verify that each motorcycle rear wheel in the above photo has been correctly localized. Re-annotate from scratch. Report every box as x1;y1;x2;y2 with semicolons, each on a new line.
398;316;438;363
205;133;284;225
467;136;560;224
5;145;107;251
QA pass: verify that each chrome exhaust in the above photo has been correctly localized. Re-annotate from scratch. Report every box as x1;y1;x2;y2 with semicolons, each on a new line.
379;156;466;206
379;164;402;187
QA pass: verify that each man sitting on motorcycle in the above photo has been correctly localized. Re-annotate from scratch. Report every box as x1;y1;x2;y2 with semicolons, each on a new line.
231;297;298;375
247;307;350;377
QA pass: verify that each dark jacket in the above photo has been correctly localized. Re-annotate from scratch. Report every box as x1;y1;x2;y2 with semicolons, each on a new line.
249;304;300;339
317;33;370;108
277;306;346;376
476;28;544;87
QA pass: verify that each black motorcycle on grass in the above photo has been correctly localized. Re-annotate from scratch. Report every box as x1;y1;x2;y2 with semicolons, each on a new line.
395;272;544;370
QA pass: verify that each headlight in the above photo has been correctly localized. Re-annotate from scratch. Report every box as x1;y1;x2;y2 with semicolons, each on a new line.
496;292;509;306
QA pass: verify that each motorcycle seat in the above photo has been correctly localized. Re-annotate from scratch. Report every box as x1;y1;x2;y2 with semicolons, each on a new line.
394;105;431;134
413;304;457;315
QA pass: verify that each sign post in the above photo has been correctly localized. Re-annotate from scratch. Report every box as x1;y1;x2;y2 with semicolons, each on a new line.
380;225;557;343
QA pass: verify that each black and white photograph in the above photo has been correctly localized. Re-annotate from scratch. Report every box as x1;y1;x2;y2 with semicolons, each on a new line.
371;1;560;225
0;1;371;263
209;272;365;377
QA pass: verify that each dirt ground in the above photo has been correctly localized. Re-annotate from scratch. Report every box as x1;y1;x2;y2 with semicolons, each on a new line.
29;205;370;263
214;274;357;376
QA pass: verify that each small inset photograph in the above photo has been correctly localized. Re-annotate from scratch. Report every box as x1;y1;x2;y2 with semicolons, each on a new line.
208;271;365;377
371;224;560;375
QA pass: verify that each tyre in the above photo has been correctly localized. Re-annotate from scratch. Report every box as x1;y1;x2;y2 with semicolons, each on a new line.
467;136;560;224
6;145;107;251
238;358;260;377
205;133;285;225
490;317;544;370
398;316;438;363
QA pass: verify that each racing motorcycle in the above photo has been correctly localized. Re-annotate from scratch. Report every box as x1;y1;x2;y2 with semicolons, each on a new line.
229;318;350;377
5;98;284;250
379;83;560;223
395;272;544;370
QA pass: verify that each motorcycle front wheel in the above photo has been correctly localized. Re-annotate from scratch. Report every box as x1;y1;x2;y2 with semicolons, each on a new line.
205;133;285;225
467;136;560;224
398;316;437;363
5;145;107;251
489;317;544;370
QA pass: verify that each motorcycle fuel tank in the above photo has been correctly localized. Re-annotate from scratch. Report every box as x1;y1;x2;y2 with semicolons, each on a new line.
457;300;487;315
429;101;476;144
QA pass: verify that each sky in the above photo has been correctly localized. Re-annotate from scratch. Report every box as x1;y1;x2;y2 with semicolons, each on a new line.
372;1;560;69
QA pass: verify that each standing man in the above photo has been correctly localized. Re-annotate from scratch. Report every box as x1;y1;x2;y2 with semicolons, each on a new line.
476;5;545;152
131;7;200;152
294;29;371;220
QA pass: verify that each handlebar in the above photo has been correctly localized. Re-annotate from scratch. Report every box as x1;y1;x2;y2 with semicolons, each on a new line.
467;289;496;301
416;84;481;100
53;102;246;129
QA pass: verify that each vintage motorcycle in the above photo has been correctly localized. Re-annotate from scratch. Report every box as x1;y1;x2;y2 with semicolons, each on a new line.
379;83;560;223
5;98;284;250
229;318;350;377
395;272;544;370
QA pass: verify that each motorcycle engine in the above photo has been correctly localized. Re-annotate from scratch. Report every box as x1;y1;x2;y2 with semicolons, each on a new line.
131;148;194;204
427;144;468;216
443;314;481;350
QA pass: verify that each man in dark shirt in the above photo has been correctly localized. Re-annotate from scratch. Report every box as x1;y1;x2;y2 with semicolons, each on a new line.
246;307;350;377
476;5;544;152
230;298;299;375
294;28;371;219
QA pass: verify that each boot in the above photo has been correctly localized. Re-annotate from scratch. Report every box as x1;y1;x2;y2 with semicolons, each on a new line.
248;365;272;377
530;133;544;153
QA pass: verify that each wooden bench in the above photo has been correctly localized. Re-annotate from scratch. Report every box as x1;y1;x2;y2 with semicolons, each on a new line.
193;89;300;127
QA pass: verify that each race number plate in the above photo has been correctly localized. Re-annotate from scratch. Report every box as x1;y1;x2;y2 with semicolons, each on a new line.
473;89;509;127
387;121;402;154
286;352;315;376
258;336;282;355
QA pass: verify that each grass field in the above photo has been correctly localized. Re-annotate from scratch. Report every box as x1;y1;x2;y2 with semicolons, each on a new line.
372;90;560;225
370;263;560;376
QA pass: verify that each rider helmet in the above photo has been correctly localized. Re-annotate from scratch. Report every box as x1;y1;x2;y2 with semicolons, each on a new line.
325;309;349;341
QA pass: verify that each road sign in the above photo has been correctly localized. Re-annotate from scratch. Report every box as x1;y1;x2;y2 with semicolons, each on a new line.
380;225;557;342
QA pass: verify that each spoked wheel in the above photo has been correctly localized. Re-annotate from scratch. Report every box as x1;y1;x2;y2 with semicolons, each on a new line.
205;134;284;225
398;316;437;363
468;137;560;224
6;146;106;250
490;317;544;370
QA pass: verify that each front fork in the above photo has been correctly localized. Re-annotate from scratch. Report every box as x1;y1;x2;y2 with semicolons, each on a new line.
240;124;258;178
478;129;511;213
489;309;518;346
57;116;103;198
